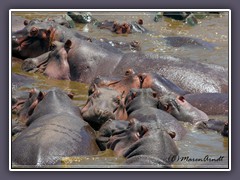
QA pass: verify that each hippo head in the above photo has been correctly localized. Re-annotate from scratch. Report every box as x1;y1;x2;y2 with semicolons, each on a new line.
16;89;45;124
194;119;229;137
158;93;209;123
81;86;128;131
88;69;141;96
97;119;178;167
125;88;158;114
12;21;56;59
15;88;74;125
43;40;71;80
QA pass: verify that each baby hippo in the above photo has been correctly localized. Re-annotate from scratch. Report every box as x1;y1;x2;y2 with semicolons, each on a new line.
97;119;179;168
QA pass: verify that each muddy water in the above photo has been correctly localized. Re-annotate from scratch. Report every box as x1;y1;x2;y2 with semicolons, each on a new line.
11;11;229;168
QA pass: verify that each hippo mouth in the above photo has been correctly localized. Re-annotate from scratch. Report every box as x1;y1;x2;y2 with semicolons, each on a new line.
12;35;33;50
12;37;39;59
106;125;148;152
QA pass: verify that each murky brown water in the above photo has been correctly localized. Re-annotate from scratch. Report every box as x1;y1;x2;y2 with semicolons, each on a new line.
11;11;229;169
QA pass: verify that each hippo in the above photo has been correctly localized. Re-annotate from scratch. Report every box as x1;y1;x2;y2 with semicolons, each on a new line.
113;53;228;94
13;15;75;32
43;40;71;80
41;14;75;28
184;93;229;115
12;73;35;89
96;19;148;34
12;119;26;136
13;88;43;124
194;119;229;137
99;38;141;52
21;51;51;72
88;69;141;97
12;20;228;93
81;86;128;131
12;88;99;166
164;36;216;50
97;119;179;168
158;92;209;124
125;88;187;140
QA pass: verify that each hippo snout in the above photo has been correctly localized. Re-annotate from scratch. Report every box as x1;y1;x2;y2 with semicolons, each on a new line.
81;107;116;131
94;108;115;120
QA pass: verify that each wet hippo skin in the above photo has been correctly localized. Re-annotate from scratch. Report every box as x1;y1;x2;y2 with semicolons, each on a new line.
97;119;179;168
12;88;99;166
81;86;128;131
125;88;187;140
12;21;228;93
184;93;229;115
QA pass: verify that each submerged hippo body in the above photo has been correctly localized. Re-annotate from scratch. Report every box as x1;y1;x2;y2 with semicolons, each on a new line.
96;19;147;34
138;72;189;96
99;38;141;52
12;21;228;93
125;88;186;140
184;93;229;115
12;88;99;166
114;53;228;94
12;73;35;89
164;36;216;50
194;119;229;137
97;119;179;168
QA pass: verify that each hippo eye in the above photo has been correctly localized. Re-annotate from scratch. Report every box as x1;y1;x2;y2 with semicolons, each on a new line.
125;69;134;76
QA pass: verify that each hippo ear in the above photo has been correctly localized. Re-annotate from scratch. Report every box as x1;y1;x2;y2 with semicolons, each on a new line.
167;131;176;139
178;96;185;102
64;39;72;50
24;20;29;26
138;73;147;84
37;91;45;101
128;118;136;127
139;125;148;138
67;92;74;99
86;38;92;42
27;91;45;117
152;92;157;98
29;88;36;98
138;18;143;25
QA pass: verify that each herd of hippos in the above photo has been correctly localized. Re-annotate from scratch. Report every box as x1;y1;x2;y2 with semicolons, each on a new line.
11;12;229;168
